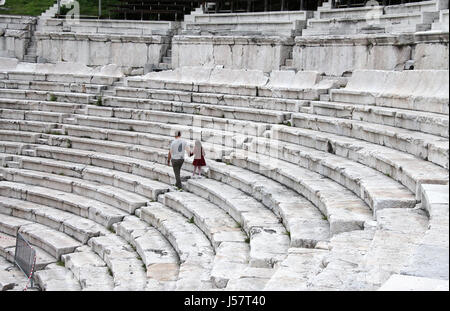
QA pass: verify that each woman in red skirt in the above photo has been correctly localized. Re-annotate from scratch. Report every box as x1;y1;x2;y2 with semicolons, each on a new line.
192;139;206;178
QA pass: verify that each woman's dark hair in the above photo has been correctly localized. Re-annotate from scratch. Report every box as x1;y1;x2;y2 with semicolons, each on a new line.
175;131;181;137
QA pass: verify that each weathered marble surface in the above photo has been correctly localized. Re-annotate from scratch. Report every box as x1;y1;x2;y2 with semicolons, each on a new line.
36;32;170;68
293;32;449;76
172;35;294;73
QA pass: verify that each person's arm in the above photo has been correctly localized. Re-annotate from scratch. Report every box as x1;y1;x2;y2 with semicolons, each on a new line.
186;144;192;157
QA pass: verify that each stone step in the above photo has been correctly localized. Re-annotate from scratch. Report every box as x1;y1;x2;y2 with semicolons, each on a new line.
308;100;449;138
271;124;449;200
306;229;377;290
16;222;82;260
0;195;109;244
363;208;429;287
246;134;417;212
0;181;127;229
0;167;150;215
205;160;330;248
104;95;291;125
87;234;150;290
291;112;449;169
264;247;329;290
31;144;191;186
0;230;55;272
184;178;290;268
61;246;115;291
115;216;179;290
140;202;215;290
83;106;268;136
0;89;93;104
0;108;69;123
0;98;85;114
0;80;107;95
34;263;81;291
161;191;250;288
225;151;373;236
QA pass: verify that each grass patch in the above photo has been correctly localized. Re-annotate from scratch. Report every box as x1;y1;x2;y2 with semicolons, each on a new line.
66;139;72;149
187;216;195;224
108;226;116;234
95;97;103;106
49;94;57;102
56;260;65;267
322;214;328;221
0;0;55;16
245;237;250;244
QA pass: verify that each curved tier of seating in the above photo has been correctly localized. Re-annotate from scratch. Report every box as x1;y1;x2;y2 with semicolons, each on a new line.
0;65;448;290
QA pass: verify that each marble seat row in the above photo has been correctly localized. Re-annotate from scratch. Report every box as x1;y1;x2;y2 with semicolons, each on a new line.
128;67;336;99
41;18;179;36
0;139;293;289
331;70;449;115
0;126;372;237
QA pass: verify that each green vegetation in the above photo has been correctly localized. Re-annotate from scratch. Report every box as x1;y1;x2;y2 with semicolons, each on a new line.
188;216;195;224
49;94;57;102
0;1;121;18
56;260;65;267
95;96;103;106
0;0;55;16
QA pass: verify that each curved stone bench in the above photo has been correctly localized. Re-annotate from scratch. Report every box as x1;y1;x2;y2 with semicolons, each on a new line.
3;71;120;86
115;216;179;290
330;70;449;115
0;89;94;105
30;145;190;186
140;202;215;290
308;100;449;138
0;181;127;229
401;184;449;280
87;234;148;290
2;128;372;238
84;106;269;137
0;168;150;214
61;246;115;291
161;191;249;288
69;110;447;202
130;67;269;97
305;228;377;290
103;95;291;125
205;159;330;248
0;214;81;260
0;98;84;114
6;155;170;200
34;263;82;291
258;70;336;100
184;177;290;269
0;119;61;134
0;195;109;244
226;151;373;235
21;119;416;214
0;80;107;95
271;125;449;199
292;113;449;169
263;247;329;291
191;92;309;112
0;108;69;123
245;135;418;212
